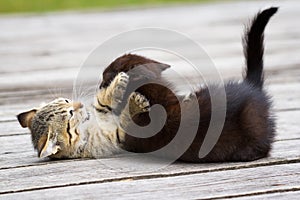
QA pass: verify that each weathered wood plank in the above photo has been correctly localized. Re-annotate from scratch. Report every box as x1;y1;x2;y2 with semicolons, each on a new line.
1;50;300;91
275;110;300;141
0;68;76;91
0;90;73;122
234;191;300;200
1;2;297;74
1;163;300;199
270;82;300;111
0;0;299;91
0;121;27;136
0;135;32;155
0;0;300;199
0;138;299;193
2;40;300;76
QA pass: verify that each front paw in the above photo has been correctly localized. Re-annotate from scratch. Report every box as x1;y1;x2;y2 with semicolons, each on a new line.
112;72;129;107
128;92;150;116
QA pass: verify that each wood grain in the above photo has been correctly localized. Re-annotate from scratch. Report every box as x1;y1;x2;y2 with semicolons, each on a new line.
1;0;300;199
233;191;300;200
1;163;300;199
0;138;299;193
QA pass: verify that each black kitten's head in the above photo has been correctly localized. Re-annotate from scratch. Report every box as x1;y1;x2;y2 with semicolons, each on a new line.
101;54;170;88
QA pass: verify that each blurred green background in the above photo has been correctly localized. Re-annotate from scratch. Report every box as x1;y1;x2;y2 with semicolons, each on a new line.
0;0;214;14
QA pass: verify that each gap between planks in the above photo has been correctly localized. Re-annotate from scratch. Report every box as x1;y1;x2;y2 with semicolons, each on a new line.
232;190;300;200
1;137;300;170
0;138;299;194
201;187;300;200
1;158;300;196
1;162;300;199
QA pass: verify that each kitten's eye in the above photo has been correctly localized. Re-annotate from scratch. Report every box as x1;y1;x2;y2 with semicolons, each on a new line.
65;100;69;103
69;110;73;116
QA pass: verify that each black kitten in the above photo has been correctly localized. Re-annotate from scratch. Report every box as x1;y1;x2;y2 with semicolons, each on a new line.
100;8;278;162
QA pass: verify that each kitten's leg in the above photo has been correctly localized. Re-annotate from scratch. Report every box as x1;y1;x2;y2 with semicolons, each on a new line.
118;92;150;142
95;72;129;112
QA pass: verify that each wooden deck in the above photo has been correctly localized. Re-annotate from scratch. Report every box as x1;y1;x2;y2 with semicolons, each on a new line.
1;0;300;199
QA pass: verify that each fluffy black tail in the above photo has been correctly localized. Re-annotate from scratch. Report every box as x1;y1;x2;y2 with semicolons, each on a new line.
244;7;278;89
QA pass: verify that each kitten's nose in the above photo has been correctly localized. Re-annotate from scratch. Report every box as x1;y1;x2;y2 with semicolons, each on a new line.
73;102;83;110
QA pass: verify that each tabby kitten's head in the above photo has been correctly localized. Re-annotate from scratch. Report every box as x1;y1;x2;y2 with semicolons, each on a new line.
17;98;88;159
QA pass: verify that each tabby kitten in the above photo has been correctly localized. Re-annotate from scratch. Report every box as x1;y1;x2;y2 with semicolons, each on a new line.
17;72;150;158
99;7;278;162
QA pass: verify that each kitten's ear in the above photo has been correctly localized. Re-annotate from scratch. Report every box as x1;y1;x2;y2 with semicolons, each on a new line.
129;63;171;81
143;63;170;78
39;128;60;158
156;63;170;72
17;109;37;128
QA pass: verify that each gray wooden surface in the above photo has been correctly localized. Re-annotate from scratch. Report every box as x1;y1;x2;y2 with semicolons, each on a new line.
1;0;300;199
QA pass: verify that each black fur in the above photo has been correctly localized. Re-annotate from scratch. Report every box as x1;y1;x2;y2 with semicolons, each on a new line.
244;7;278;89
100;8;278;162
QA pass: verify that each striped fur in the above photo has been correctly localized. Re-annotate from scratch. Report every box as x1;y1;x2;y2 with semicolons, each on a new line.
17;72;149;159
